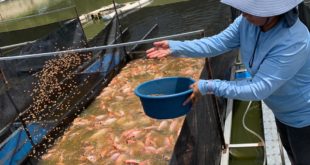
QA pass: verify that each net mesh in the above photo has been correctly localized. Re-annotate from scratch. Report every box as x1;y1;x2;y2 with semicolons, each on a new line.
0;16;128;164
0;1;309;165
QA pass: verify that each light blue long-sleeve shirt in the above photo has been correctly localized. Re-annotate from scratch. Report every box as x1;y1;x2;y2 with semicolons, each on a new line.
168;15;310;128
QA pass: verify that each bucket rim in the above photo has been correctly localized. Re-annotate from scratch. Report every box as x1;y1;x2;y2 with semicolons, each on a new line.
134;76;195;99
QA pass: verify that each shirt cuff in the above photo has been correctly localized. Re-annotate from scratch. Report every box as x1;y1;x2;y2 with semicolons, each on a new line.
168;40;182;57
198;80;214;95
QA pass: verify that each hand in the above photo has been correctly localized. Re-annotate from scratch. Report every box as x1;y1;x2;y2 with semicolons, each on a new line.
183;81;202;106
146;40;171;59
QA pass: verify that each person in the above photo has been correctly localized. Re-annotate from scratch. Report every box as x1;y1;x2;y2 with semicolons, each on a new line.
146;0;310;164
98;12;102;21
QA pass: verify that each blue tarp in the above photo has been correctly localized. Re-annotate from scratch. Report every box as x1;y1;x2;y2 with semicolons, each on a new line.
82;52;121;74
0;123;49;165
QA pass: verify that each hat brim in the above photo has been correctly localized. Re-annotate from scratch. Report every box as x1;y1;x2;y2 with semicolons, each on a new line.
221;0;303;17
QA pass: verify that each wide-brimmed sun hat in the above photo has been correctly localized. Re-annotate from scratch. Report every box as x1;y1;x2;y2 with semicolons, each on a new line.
221;0;303;17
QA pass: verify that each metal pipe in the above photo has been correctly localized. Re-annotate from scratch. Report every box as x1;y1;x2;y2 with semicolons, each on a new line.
0;41;35;50
0;29;204;61
229;143;263;148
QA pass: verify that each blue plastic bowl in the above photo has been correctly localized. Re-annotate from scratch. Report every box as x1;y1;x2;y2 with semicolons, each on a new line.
134;77;195;119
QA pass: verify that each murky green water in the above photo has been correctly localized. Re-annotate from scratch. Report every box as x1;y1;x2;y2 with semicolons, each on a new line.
0;0;184;31
0;0;190;44
0;0;135;33
230;101;265;165
0;0;137;19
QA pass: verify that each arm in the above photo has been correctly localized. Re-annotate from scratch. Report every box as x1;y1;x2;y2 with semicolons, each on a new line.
198;41;309;100
169;16;242;58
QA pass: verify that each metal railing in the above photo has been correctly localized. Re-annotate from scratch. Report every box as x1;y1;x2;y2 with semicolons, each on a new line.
0;40;35;50
0;29;204;61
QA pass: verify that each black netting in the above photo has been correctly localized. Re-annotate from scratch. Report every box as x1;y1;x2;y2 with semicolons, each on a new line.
299;2;310;30
0;6;78;48
0;19;87;130
166;1;235;165
170;52;237;165
0;20;68;48
5;0;306;164
87;19;115;47
0;15;128;164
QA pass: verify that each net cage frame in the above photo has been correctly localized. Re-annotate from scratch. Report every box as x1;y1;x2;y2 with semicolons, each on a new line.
0;11;129;164
0;23;206;164
1;1;308;164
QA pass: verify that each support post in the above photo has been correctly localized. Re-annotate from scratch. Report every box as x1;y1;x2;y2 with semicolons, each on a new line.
205;58;226;150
